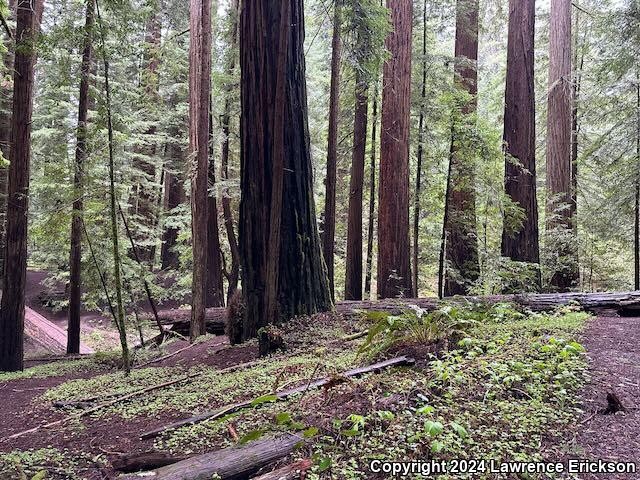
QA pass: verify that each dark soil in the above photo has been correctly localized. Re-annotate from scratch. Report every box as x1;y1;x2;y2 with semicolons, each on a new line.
573;316;640;479
0;336;259;479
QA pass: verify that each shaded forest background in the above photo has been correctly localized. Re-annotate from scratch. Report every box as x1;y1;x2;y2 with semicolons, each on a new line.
1;0;638;314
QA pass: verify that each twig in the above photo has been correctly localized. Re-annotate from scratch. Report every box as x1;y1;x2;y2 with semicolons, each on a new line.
134;342;199;369
0;12;12;39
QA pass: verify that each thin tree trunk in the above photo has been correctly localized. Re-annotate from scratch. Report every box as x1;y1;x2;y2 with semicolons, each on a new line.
501;0;541;287
546;0;575;292
344;73;368;301
206;96;225;308
440;0;480;297
413;0;427;297
364;83;379;298
219;0;240;302
322;0;342;299
378;0;413;299
0;0;16;271
96;0;130;373
240;0;332;340
68;0;95;355
0;0;41;372
189;0;212;340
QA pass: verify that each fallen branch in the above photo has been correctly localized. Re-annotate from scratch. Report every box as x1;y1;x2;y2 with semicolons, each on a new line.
140;356;415;440
134;342;200;369
251;459;313;480
151;291;640;327
122;434;304;480
6;372;203;441
113;452;193;473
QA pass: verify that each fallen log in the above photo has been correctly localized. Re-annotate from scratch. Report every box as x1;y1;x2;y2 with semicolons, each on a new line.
123;434;303;480
149;291;640;328
251;459;313;480
140;356;415;440
113;452;192;473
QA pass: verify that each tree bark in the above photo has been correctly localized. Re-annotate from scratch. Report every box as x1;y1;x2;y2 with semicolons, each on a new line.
364;83;379;298
322;0;342;299
345;74;368;301
0;0;16;271
440;0;480;297
124;435;304;480
546;0;576;292
189;0;212;340
67;0;95;355
219;0;240;302
413;0;428;298
500;0;540;281
377;0;413;299
0;0;42;372
239;0;332;340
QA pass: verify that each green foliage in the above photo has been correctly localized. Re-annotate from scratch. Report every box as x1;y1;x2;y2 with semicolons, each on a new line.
358;304;478;357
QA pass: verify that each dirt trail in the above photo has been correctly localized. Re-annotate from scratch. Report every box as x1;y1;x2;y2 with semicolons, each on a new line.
24;306;93;355
575;315;640;479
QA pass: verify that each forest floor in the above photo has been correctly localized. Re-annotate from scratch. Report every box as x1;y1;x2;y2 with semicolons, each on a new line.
0;304;638;479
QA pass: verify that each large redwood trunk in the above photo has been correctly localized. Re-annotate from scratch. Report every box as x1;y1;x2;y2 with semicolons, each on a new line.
345;73;368;301
377;0;413;299
501;0;540;280
240;0;332;340
440;0;480;297
546;0;575;292
0;0;42;372
67;0;95;355
322;0;342;299
189;0;212;340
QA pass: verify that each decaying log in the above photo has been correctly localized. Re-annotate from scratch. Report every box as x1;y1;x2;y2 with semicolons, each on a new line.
113;452;192;473
251;459;313;480
123;434;303;480
140;356;415;440
149;291;640;328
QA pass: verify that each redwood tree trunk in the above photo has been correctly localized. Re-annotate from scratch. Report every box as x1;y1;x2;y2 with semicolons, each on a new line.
0;0;42;372
344;73;368;301
546;0;575;292
189;0;212;340
240;0;332;340
322;0;342;299
377;0;413;299
440;0;480;297
68;0;95;355
501;0;541;282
